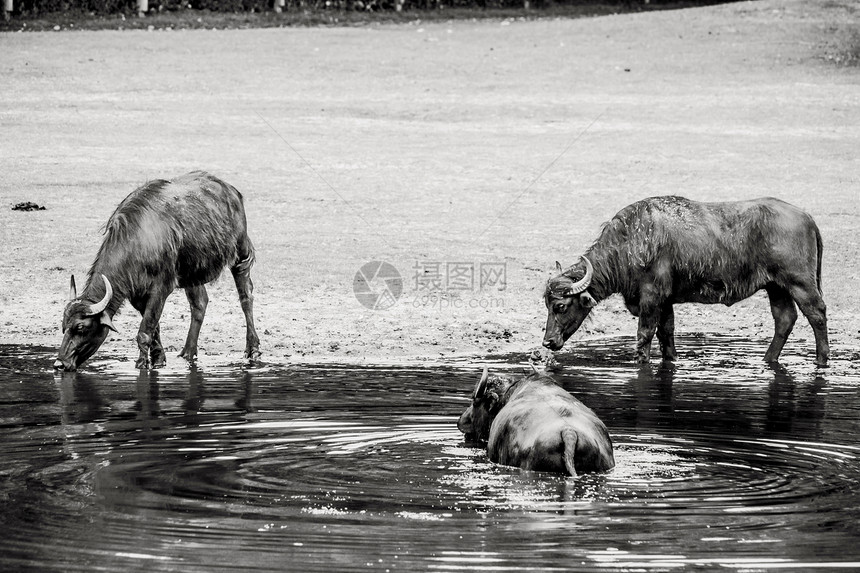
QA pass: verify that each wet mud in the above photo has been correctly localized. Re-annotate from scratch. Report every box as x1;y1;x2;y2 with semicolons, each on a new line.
1;335;858;571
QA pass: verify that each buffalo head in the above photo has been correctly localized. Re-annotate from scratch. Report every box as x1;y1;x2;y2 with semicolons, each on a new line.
54;274;117;371
542;257;597;351
457;367;516;443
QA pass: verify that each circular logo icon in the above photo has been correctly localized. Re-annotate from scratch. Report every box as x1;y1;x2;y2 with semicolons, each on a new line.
353;261;403;310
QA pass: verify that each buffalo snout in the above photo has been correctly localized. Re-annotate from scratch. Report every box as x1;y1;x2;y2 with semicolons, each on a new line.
53;358;75;371
542;338;563;351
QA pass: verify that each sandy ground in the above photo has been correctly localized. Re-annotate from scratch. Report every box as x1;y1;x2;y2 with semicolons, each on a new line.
1;0;858;366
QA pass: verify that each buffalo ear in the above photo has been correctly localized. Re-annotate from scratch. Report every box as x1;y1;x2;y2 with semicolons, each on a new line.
100;313;118;333
69;275;77;301
555;261;563;273
580;291;597;308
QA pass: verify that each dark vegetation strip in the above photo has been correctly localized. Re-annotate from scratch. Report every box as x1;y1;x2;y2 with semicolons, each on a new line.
2;0;741;32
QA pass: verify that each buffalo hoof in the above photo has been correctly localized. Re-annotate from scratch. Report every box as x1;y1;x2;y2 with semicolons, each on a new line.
135;357;150;370
151;350;167;368
179;349;198;362
815;358;829;368
245;348;262;363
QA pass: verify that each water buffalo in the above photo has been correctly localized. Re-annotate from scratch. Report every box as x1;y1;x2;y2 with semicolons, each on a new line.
54;171;261;371
457;367;615;476
543;196;828;366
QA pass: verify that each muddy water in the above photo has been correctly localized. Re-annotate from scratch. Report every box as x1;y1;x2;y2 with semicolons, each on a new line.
1;336;859;572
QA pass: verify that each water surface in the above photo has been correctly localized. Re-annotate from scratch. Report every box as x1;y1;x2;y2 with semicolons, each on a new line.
1;336;858;571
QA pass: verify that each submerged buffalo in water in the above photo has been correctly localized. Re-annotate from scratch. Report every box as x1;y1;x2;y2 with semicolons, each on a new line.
543;196;829;366
55;171;261;371
457;367;615;476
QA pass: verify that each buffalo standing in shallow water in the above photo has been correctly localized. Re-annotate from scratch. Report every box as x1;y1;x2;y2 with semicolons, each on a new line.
55;171;261;371
458;368;615;476
543;196;829;366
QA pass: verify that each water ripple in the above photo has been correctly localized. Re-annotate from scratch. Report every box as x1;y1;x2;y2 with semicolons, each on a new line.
1;337;860;571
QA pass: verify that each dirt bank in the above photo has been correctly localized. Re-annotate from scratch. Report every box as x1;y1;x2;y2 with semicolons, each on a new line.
2;0;858;366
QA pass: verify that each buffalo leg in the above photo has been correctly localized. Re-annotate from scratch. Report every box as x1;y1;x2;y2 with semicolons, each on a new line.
135;291;168;370
635;312;659;364
656;303;677;361
764;284;798;364
180;285;208;361
232;257;261;362
789;284;829;367
633;287;661;363
150;323;167;368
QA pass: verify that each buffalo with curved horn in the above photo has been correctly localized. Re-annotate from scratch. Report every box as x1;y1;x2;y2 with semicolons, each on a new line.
55;171;261;371
543;196;829;365
56;274;118;370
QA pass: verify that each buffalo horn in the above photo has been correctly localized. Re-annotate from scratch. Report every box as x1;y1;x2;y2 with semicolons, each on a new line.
86;275;113;316
474;366;490;398
567;256;593;295
69;275;77;302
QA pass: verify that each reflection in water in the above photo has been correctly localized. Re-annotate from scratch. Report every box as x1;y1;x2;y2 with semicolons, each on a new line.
632;362;676;427
57;365;256;426
765;365;827;436
58;371;109;426
1;336;860;571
